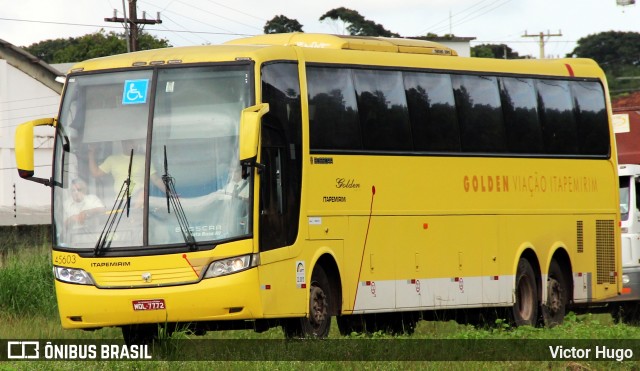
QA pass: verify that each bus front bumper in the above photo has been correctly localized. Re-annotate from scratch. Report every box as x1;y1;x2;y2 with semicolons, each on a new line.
55;267;262;329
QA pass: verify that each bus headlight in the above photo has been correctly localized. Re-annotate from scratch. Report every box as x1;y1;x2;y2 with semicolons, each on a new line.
623;274;630;285
204;254;259;278
54;266;95;285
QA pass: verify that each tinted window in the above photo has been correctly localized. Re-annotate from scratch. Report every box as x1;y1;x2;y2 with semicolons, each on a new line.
306;65;608;159
452;75;507;152
353;69;412;150
536;80;578;154
404;72;460;151
261;63;302;250
307;67;361;150
499;77;544;153
571;81;609;155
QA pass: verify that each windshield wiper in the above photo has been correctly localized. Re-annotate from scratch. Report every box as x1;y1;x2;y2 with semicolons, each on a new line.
94;149;134;256
162;145;197;250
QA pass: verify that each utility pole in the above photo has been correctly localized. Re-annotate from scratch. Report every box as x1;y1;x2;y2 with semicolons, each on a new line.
104;0;162;52
522;30;562;59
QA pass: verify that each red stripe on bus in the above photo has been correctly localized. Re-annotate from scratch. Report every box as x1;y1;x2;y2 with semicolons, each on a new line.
565;64;574;77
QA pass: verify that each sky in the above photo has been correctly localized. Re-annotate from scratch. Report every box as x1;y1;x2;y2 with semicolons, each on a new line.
0;0;638;59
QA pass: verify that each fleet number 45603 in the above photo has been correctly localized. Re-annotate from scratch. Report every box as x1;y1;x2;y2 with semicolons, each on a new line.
54;254;76;265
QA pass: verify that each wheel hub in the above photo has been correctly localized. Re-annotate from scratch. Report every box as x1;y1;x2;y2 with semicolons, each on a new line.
547;279;562;313
310;285;327;327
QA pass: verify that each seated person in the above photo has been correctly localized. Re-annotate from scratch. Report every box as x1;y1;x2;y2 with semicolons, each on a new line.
88;140;164;203
64;178;105;228
221;165;249;198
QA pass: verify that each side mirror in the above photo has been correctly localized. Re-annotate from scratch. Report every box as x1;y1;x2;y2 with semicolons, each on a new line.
15;117;56;186
239;103;269;164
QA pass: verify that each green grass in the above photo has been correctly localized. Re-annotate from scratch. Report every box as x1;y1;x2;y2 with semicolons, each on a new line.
0;244;57;318
2;245;640;369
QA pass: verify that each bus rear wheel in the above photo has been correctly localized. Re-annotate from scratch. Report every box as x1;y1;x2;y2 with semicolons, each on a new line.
513;258;538;327
283;266;332;338
542;260;567;327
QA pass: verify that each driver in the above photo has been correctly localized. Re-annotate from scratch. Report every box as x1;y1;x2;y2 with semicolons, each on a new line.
64;178;105;228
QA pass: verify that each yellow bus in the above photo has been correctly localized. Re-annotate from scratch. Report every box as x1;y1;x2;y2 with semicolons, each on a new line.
15;33;621;343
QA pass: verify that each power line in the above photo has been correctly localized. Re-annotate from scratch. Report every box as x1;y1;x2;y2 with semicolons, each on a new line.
522;30;563;59
173;0;262;31
420;0;513;36
0;103;58;113
200;0;266;22
0;17;252;38
156;6;236;34
419;0;494;34
104;0;162;52
0;96;59;104
471;39;577;44
156;14;209;45
0;17;118;30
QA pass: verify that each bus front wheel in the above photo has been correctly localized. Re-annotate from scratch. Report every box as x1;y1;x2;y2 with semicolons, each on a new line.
282;266;332;338
513;258;538;327
542;259;567;327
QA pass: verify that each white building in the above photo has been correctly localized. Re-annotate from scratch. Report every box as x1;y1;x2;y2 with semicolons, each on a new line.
0;39;64;225
423;36;476;57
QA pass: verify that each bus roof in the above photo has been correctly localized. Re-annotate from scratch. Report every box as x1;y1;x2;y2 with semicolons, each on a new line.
224;33;458;56
65;33;603;80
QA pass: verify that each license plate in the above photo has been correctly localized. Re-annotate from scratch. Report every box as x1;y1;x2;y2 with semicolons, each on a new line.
132;299;166;311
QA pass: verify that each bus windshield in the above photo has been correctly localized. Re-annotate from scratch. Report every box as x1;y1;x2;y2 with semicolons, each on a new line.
53;64;253;249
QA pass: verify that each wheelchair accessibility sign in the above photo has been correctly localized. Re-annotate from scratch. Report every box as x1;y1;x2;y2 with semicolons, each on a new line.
122;79;149;105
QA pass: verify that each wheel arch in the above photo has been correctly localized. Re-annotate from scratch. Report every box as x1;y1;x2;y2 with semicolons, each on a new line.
311;253;342;316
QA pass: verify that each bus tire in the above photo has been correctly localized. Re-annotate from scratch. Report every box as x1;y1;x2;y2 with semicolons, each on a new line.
542;259;568;327
513;258;538;327
283;266;332;338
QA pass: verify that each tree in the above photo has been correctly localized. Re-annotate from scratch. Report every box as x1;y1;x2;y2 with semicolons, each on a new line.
23;29;170;63
264;15;304;34
569;31;640;94
568;31;640;67
471;44;523;59
319;7;399;37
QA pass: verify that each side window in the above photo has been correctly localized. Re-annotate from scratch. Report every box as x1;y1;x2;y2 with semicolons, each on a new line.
307;67;361;150
498;77;544;153
403;72;460;151
536;80;578;155
260;62;302;251
353;69;412;151
452;75;507;153
571;81;609;156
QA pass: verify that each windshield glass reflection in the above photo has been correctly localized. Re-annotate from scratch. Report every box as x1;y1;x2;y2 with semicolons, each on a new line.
53;65;252;249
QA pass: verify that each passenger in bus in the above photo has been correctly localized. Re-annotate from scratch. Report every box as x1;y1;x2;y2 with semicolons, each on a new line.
64;178;105;228
87;140;164;201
